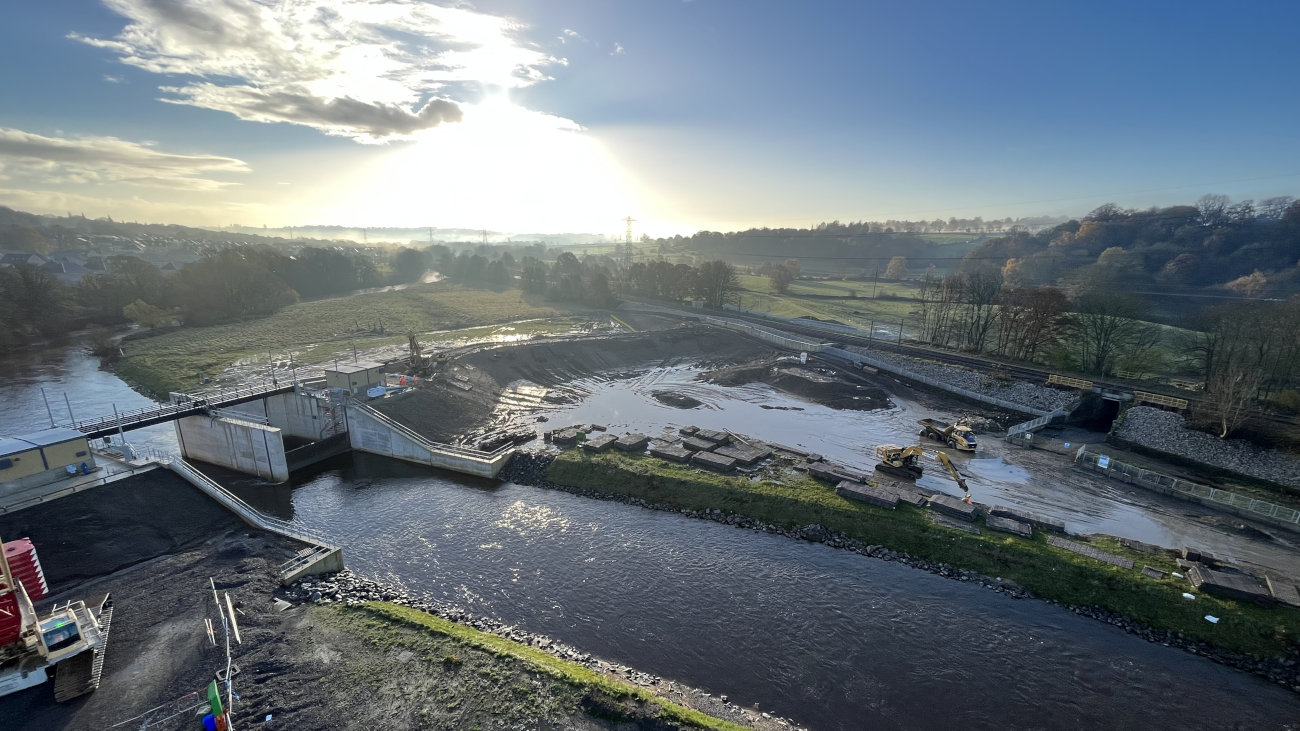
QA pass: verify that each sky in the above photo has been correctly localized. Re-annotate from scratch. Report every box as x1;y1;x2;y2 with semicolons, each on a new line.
1;0;1298;238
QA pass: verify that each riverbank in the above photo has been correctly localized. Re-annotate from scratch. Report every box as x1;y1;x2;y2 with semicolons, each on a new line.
505;450;1300;689
0;471;767;730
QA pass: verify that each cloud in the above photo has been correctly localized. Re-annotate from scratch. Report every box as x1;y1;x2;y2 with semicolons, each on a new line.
104;74;124;83
613;43;625;56
0;127;250;191
0;187;270;226
74;0;567;142
161;85;463;141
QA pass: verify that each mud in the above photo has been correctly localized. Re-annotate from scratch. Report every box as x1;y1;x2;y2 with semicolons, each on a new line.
374;325;894;445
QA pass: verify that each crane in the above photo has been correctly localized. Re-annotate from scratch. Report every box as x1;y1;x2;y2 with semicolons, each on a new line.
874;444;971;498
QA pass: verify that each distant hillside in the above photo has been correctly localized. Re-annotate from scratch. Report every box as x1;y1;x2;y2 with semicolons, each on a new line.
964;197;1300;303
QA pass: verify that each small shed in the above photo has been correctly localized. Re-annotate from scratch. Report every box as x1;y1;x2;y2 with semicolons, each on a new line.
0;427;95;488
323;361;387;396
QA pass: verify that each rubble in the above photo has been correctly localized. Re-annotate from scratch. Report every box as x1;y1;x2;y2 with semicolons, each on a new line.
1112;407;1300;488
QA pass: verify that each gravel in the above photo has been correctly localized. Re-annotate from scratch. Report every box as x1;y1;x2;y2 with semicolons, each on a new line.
1113;407;1300;489
849;348;1078;414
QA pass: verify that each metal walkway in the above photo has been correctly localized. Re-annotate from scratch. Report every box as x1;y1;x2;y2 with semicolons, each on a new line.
67;380;297;440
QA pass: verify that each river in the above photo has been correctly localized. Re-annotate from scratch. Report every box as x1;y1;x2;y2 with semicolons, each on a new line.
2;344;1299;729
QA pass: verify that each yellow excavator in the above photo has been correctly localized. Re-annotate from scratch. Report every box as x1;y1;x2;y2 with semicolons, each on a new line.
874;444;971;495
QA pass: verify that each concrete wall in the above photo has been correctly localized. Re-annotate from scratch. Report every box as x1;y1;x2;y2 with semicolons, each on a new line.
175;415;288;482
264;392;330;440
346;402;512;479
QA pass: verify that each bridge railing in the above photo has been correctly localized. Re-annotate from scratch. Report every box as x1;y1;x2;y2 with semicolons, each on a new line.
1005;405;1071;441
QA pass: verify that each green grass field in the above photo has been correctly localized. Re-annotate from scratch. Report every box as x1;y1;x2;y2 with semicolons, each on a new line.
116;282;579;396
547;450;1300;660
734;274;920;326
356;603;745;730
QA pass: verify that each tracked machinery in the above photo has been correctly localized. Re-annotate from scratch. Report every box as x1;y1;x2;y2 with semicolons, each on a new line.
874;444;972;500
0;533;112;700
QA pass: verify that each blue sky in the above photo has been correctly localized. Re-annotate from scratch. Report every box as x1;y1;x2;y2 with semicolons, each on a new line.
1;0;1297;236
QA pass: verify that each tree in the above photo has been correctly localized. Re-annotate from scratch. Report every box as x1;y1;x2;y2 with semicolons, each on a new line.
769;263;795;294
885;256;908;280
1206;354;1265;438
993;286;1068;360
122;299;175;329
960;269;1002;352
1066;290;1160;375
520;258;548;294
696;260;739;309
390;247;429;283
1225;270;1267;298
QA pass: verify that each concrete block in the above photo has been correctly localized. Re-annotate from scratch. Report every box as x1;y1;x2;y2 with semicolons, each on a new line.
649;444;693;463
927;494;978;522
1141;566;1169;580
986;515;1032;538
614;434;650;452
581;434;618;452
691;451;737;472
836;480;897;509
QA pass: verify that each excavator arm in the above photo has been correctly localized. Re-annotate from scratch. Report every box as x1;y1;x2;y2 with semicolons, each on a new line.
930;450;970;494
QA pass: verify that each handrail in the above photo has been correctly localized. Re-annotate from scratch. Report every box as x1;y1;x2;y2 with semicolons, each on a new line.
348;401;514;462
167;457;335;548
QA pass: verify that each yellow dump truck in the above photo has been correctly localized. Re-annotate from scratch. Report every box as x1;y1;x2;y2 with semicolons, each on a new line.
917;419;977;451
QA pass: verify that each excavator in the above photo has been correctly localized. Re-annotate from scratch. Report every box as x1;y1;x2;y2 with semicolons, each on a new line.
874;444;972;499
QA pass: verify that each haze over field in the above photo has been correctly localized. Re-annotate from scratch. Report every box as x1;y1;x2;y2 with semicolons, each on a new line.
2;1;1298;237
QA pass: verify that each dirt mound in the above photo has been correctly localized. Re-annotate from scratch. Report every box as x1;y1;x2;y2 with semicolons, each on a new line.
0;468;240;587
703;360;892;411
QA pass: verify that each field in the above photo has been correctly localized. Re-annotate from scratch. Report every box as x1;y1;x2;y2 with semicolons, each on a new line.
548;450;1300;660
733;274;921;328
116;282;580;397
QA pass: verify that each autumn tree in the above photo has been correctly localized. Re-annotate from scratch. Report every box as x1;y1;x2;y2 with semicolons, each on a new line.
885;256;908;280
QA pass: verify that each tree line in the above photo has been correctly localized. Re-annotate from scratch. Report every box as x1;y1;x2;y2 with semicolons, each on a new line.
0;245;436;347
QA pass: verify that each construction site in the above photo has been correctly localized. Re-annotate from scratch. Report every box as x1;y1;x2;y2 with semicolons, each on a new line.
3;306;1300;729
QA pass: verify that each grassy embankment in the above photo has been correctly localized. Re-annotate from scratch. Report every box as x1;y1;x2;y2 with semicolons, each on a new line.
548;450;1300;660
331;602;745;730
115;282;581;397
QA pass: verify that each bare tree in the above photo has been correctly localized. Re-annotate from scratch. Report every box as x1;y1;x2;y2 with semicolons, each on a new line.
1206;354;1264;438
1066;291;1160;375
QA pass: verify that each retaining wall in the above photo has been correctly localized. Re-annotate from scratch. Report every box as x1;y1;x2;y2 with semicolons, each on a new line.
174;414;289;482
346;402;513;479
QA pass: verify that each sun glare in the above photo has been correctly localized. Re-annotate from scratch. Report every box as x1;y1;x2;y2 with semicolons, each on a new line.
335;96;639;234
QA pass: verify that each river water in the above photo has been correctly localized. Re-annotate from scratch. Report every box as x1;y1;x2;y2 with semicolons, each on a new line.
3;345;1299;729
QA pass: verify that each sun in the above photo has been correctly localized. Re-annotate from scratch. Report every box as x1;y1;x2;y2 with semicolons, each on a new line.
334;96;640;233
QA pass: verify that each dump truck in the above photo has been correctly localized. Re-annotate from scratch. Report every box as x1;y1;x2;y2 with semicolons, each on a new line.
917;418;977;451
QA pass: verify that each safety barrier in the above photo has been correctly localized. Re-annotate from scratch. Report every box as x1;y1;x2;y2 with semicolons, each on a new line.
1074;446;1300;529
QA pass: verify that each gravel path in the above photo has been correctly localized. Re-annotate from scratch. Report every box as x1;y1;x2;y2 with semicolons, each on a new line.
1112;406;1300;489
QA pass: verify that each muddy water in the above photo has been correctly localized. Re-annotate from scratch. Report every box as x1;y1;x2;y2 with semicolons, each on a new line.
281;455;1300;730
510;366;1300;576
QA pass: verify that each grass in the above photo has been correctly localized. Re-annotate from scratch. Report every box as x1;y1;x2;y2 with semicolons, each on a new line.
547;450;1300;660
733;274;918;326
115;282;580;396
350;602;746;731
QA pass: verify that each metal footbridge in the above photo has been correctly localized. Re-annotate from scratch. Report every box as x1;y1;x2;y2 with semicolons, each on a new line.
67;381;298;440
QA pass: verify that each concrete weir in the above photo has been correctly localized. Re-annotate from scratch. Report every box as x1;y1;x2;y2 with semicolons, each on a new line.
174;413;289;482
346;402;513;479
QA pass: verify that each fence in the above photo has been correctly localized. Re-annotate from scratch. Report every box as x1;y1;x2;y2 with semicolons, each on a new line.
1074;445;1300;529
